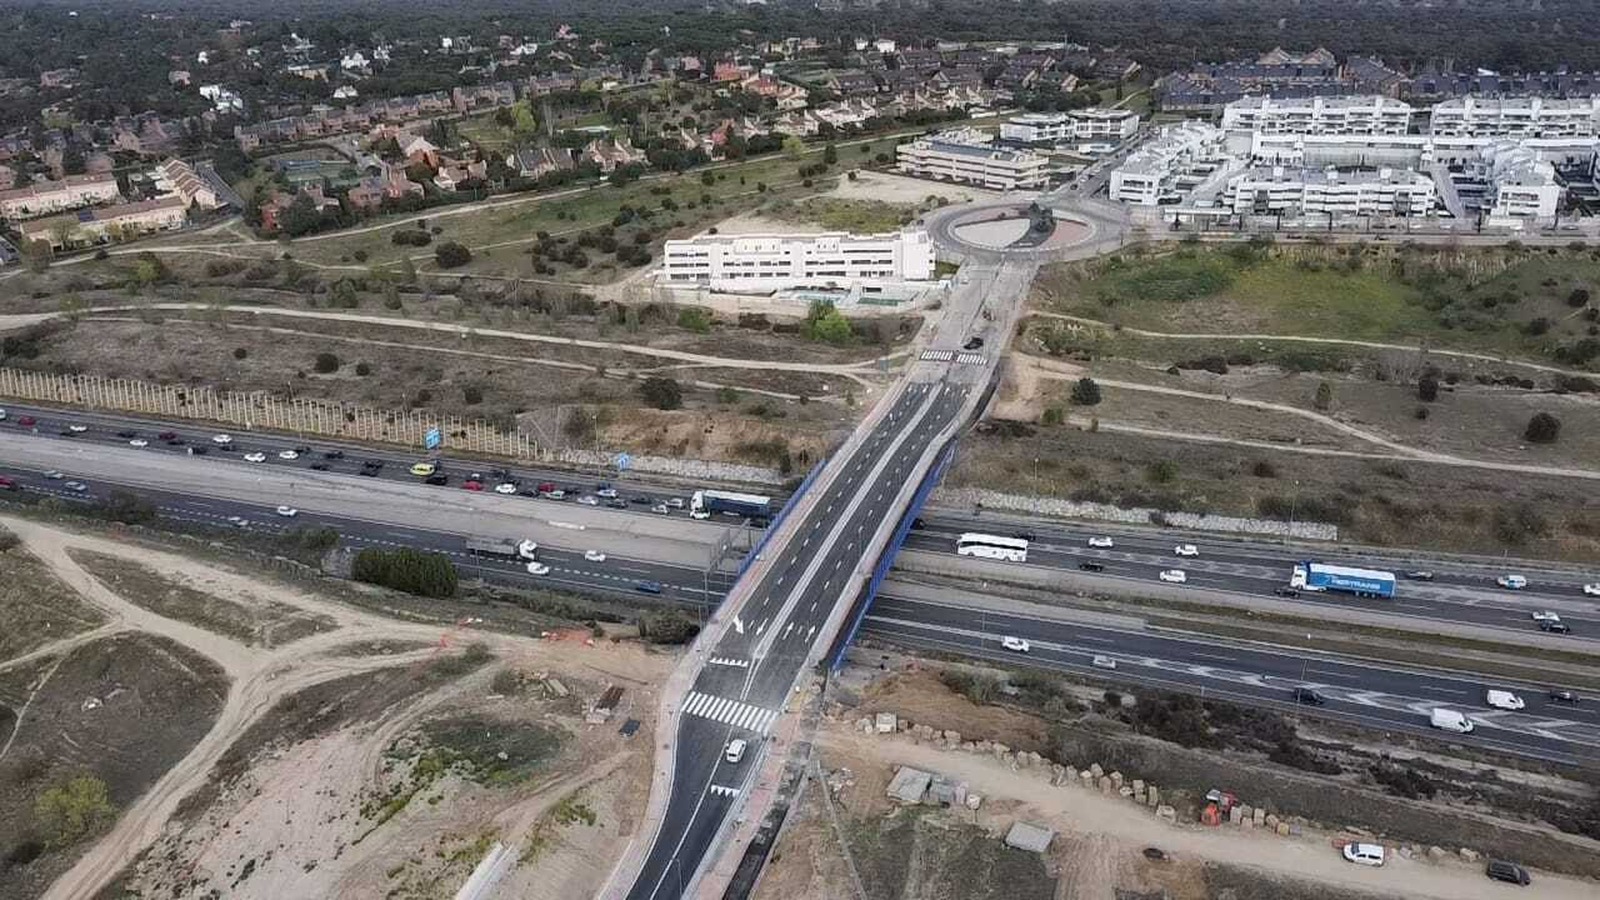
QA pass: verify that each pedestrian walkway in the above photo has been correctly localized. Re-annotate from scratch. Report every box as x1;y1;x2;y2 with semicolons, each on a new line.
681;691;781;735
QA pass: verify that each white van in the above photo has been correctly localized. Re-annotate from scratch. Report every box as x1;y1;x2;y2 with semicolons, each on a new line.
1429;708;1474;733
1485;689;1525;711
724;738;747;764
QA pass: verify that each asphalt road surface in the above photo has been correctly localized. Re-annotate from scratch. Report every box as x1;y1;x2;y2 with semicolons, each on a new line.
861;595;1600;766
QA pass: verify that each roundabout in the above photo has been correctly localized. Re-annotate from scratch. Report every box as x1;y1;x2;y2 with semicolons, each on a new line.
924;194;1131;263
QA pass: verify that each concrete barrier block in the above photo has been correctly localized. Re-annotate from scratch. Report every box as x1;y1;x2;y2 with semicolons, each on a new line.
1089;763;1104;778
1156;805;1176;822
1146;786;1159;807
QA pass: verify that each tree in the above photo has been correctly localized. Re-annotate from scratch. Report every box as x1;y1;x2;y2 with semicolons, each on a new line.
313;352;340;373
802;300;854;344
278;192;323;238
638;376;683;410
351;547;458;597
435;241;472;268
638;609;700;644
103;489;156;524
1525;411;1562;443
34;775;116;848
1417;371;1440;402
823;143;838;165
782;135;806;159
1040;406;1064;425
1568;287;1592;308
1313;381;1333;411
1070;377;1102;406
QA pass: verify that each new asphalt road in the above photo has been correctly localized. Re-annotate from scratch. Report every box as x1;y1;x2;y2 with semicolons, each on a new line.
625;379;973;899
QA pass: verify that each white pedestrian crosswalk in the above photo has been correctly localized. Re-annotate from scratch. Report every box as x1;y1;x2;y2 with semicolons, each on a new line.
920;349;955;361
681;690;780;735
710;785;740;798
707;657;750;669
956;352;986;365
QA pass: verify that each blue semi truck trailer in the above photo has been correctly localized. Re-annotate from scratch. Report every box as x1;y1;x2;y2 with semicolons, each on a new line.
690;489;772;521
1290;561;1396;599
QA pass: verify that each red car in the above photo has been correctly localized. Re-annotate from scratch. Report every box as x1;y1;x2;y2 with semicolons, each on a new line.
462;480;484;492
0;476;16;490
157;431;177;440
16;416;36;427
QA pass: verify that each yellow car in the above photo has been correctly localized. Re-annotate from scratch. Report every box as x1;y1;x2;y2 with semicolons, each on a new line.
409;462;436;477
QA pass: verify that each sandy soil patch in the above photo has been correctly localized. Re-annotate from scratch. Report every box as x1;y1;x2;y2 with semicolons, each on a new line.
823;170;1002;206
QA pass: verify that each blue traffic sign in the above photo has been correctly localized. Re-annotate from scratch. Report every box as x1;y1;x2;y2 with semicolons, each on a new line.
424;427;442;450
614;451;633;471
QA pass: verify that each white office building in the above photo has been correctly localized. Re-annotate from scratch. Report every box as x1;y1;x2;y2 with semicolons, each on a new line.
1429;96;1600;139
896;136;1048;190
1109;121;1232;205
1221;95;1415;137
1222;166;1437;218
661;230;936;292
1000;108;1140;145
1249;131;1600;171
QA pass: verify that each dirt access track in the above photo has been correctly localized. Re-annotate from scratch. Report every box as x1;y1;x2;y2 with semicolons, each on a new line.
0;516;671;900
786;717;1600;900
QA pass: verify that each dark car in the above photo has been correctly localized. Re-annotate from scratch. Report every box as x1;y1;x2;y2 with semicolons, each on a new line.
0;476;17;491
635;580;663;594
1548;689;1579;703
16;415;36;427
323;449;346;460
1540;620;1572;634
1013;530;1036;541
360;460;384;472
309;462;330;471
630;496;653;505
911;517;926;530
157;431;177;440
606;499;629;509
1273;587;1301;598
1291;687;1325;706
1404;570;1435;581
187;446;208;456
116;430;138;439
165;438;186;446
1078;561;1105;572
963;336;984;350
425;472;449;485
1485;860;1531;885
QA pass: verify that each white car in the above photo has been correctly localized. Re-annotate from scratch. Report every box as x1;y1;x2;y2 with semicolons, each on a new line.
1485;689;1525;711
43;470;64;480
277;450;299;460
212;434;233;445
243;452;267;463
1583;584;1600;597
1497;574;1528;590
494;482;517;494
1174;544;1200;557
577;495;599;506
1531;611;1561;623
128;438;148;448
596;487;619;499
1091;655;1117;670
67;424;88;433
226;516;249;528
275;505;298;517
63;481;88;492
1087;536;1114;548
517;539;539;560
1159;569;1188;584
1342;843;1386;867
584;550;607;563
1001;636;1030;653
526;561;551;576
651;503;670;515
0;408;6;420
666;497;685;508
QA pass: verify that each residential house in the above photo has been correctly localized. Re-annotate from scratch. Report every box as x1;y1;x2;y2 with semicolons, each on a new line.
452;81;517;113
583;136;645;172
155;158;223;210
829;72;879;97
346;162;424;211
21;196;188;249
402;134;441;168
39;68;79;89
433;158;488;191
713;61;747;83
259;186;339;232
0;172;122;221
168;70;192;86
507;147;576;179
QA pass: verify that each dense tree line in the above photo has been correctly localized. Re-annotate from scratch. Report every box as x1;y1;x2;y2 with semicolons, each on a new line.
351;547;459;598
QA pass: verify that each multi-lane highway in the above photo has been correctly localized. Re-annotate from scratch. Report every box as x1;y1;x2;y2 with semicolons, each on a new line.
861;595;1600;766
904;516;1600;639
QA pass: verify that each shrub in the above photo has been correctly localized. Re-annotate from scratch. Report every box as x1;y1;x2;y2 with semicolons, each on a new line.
232;347;248;360
1070;377;1102;406
1250;459;1278;478
355;361;372;376
435;241;473;269
1568;287;1591;308
638;376;683;410
1370;763;1436;800
1525;411;1561;443
351;547;458;597
1313;381;1333;411
1040;406;1064;426
1145;460;1179;484
391;229;432;247
1417;370;1439;402
676;307;713;333
463;385;484;405
34;775;116;848
638;609;699;644
102;489;156;525
313;352;340;373
940;669;1000;705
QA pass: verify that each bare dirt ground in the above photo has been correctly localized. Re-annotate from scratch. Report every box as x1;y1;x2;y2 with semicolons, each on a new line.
0;515;674;900
764;684;1600;900
0;538;108;661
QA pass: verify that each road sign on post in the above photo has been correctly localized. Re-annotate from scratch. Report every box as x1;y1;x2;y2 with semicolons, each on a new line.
614;452;632;471
424;427;442;450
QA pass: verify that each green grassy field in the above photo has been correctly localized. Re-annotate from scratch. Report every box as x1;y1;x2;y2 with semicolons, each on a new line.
1033;242;1600;369
764;197;919;233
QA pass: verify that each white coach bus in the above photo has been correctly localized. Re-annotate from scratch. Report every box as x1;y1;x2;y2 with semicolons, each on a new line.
955;532;1029;562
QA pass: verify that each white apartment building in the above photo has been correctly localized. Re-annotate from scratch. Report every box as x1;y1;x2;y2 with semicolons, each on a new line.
1429;96;1600;139
0;172;121;221
21;196;188;249
154;158;222;210
896;137;1048;190
1220;95;1414;137
1222;166;1437;218
1109;121;1231;205
999;108;1140;144
661;230;936;292
1249;131;1600;170
1476;143;1562;223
